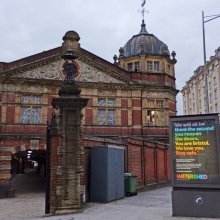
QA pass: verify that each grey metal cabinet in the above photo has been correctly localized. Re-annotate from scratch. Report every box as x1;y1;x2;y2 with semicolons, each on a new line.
90;145;124;202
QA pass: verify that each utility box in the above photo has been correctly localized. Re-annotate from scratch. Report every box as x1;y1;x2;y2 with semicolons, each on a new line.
90;145;124;202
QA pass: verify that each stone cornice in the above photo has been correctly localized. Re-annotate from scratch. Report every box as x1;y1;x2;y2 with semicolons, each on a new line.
0;76;178;99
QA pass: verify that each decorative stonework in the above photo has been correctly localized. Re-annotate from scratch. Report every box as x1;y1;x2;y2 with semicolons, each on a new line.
97;89;117;96
56;186;64;196
15;60;64;80
77;60;123;84
146;92;175;100
56;166;63;175
14;59;125;84
146;92;164;98
57;146;64;155
20;84;45;94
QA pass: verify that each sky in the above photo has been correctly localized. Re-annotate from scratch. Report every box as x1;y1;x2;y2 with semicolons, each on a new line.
0;0;220;114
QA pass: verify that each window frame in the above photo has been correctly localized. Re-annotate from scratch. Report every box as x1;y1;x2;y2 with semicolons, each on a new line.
147;61;153;71
20;95;42;124
97;98;116;125
127;63;133;72
134;61;140;72
154;61;160;71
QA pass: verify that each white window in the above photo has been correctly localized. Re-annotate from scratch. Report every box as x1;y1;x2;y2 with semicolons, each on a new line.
134;62;140;72
214;89;217;99
156;100;164;108
147;110;167;126
147;61;153;71
199;100;201;109
210;93;213;103
97;98;116;125
20;95;42;124
215;103;218;112
147;110;155;126
154;61;160;71
167;64;171;74
127;63;133;72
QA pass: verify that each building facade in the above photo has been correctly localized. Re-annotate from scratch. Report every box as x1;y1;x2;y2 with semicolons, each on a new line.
0;19;178;197
182;47;220;115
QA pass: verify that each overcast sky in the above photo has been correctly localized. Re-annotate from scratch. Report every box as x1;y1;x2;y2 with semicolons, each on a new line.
0;0;220;114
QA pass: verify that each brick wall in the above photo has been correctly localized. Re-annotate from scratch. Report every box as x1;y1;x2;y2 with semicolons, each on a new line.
82;136;170;201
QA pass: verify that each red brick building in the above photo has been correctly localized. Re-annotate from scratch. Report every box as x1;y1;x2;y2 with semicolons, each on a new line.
0;20;178;197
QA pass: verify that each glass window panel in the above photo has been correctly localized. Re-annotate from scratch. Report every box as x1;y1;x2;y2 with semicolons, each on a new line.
147;61;153;71
32;108;41;124
98;109;106;125
20;107;30;124
108;98;116;107
156;100;164;108
147;110;155;126
21;96;30;104
215;103;218;112
210;93;213;103
33;96;41;104
214;89;217;99
156;110;167;126
127;63;133;72
98;98;106;106
108;110;115;125
154;61;160;71
134;62;140;71
167;64;171;74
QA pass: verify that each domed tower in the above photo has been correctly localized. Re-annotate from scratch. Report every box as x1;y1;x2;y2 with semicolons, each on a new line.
113;16;178;141
116;19;177;76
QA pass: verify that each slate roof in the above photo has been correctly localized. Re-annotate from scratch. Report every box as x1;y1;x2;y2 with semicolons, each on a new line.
122;20;170;57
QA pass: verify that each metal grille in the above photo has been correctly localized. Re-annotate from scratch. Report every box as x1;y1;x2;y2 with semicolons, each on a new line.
98;109;106;125
108;110;115;125
108;99;116;107
20;107;30;123
33;96;42;104
21;96;30;104
32;108;41;124
98;98;106;106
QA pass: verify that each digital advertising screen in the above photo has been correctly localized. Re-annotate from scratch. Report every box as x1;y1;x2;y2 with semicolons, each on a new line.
170;114;220;188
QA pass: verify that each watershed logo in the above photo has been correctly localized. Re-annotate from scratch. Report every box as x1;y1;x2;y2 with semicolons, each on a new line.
176;174;208;180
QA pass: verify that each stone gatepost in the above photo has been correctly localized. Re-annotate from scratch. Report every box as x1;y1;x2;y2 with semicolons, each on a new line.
49;31;88;215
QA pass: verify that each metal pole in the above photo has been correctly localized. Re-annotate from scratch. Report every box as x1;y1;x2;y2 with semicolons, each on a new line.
202;11;209;113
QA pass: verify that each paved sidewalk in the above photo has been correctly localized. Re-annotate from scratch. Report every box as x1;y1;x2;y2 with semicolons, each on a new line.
0;186;215;220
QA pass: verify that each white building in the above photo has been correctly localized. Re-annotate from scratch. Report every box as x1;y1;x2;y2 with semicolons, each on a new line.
182;47;220;115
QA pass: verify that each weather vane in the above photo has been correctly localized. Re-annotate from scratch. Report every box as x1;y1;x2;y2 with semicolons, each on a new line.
140;0;148;21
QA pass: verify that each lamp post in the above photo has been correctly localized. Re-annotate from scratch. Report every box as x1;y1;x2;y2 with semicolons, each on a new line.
202;11;220;114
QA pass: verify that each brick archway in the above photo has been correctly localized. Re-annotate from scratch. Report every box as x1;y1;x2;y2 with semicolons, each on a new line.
0;142;47;198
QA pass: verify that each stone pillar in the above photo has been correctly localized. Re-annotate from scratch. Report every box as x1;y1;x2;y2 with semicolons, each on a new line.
49;31;88;215
0;148;14;198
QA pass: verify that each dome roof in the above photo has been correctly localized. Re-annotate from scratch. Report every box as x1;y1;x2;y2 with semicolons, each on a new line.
122;20;170;57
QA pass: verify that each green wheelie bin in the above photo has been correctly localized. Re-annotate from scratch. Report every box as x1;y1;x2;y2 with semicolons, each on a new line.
124;173;137;196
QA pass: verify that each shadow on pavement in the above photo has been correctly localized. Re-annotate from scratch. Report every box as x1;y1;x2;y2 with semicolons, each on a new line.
13;168;45;196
